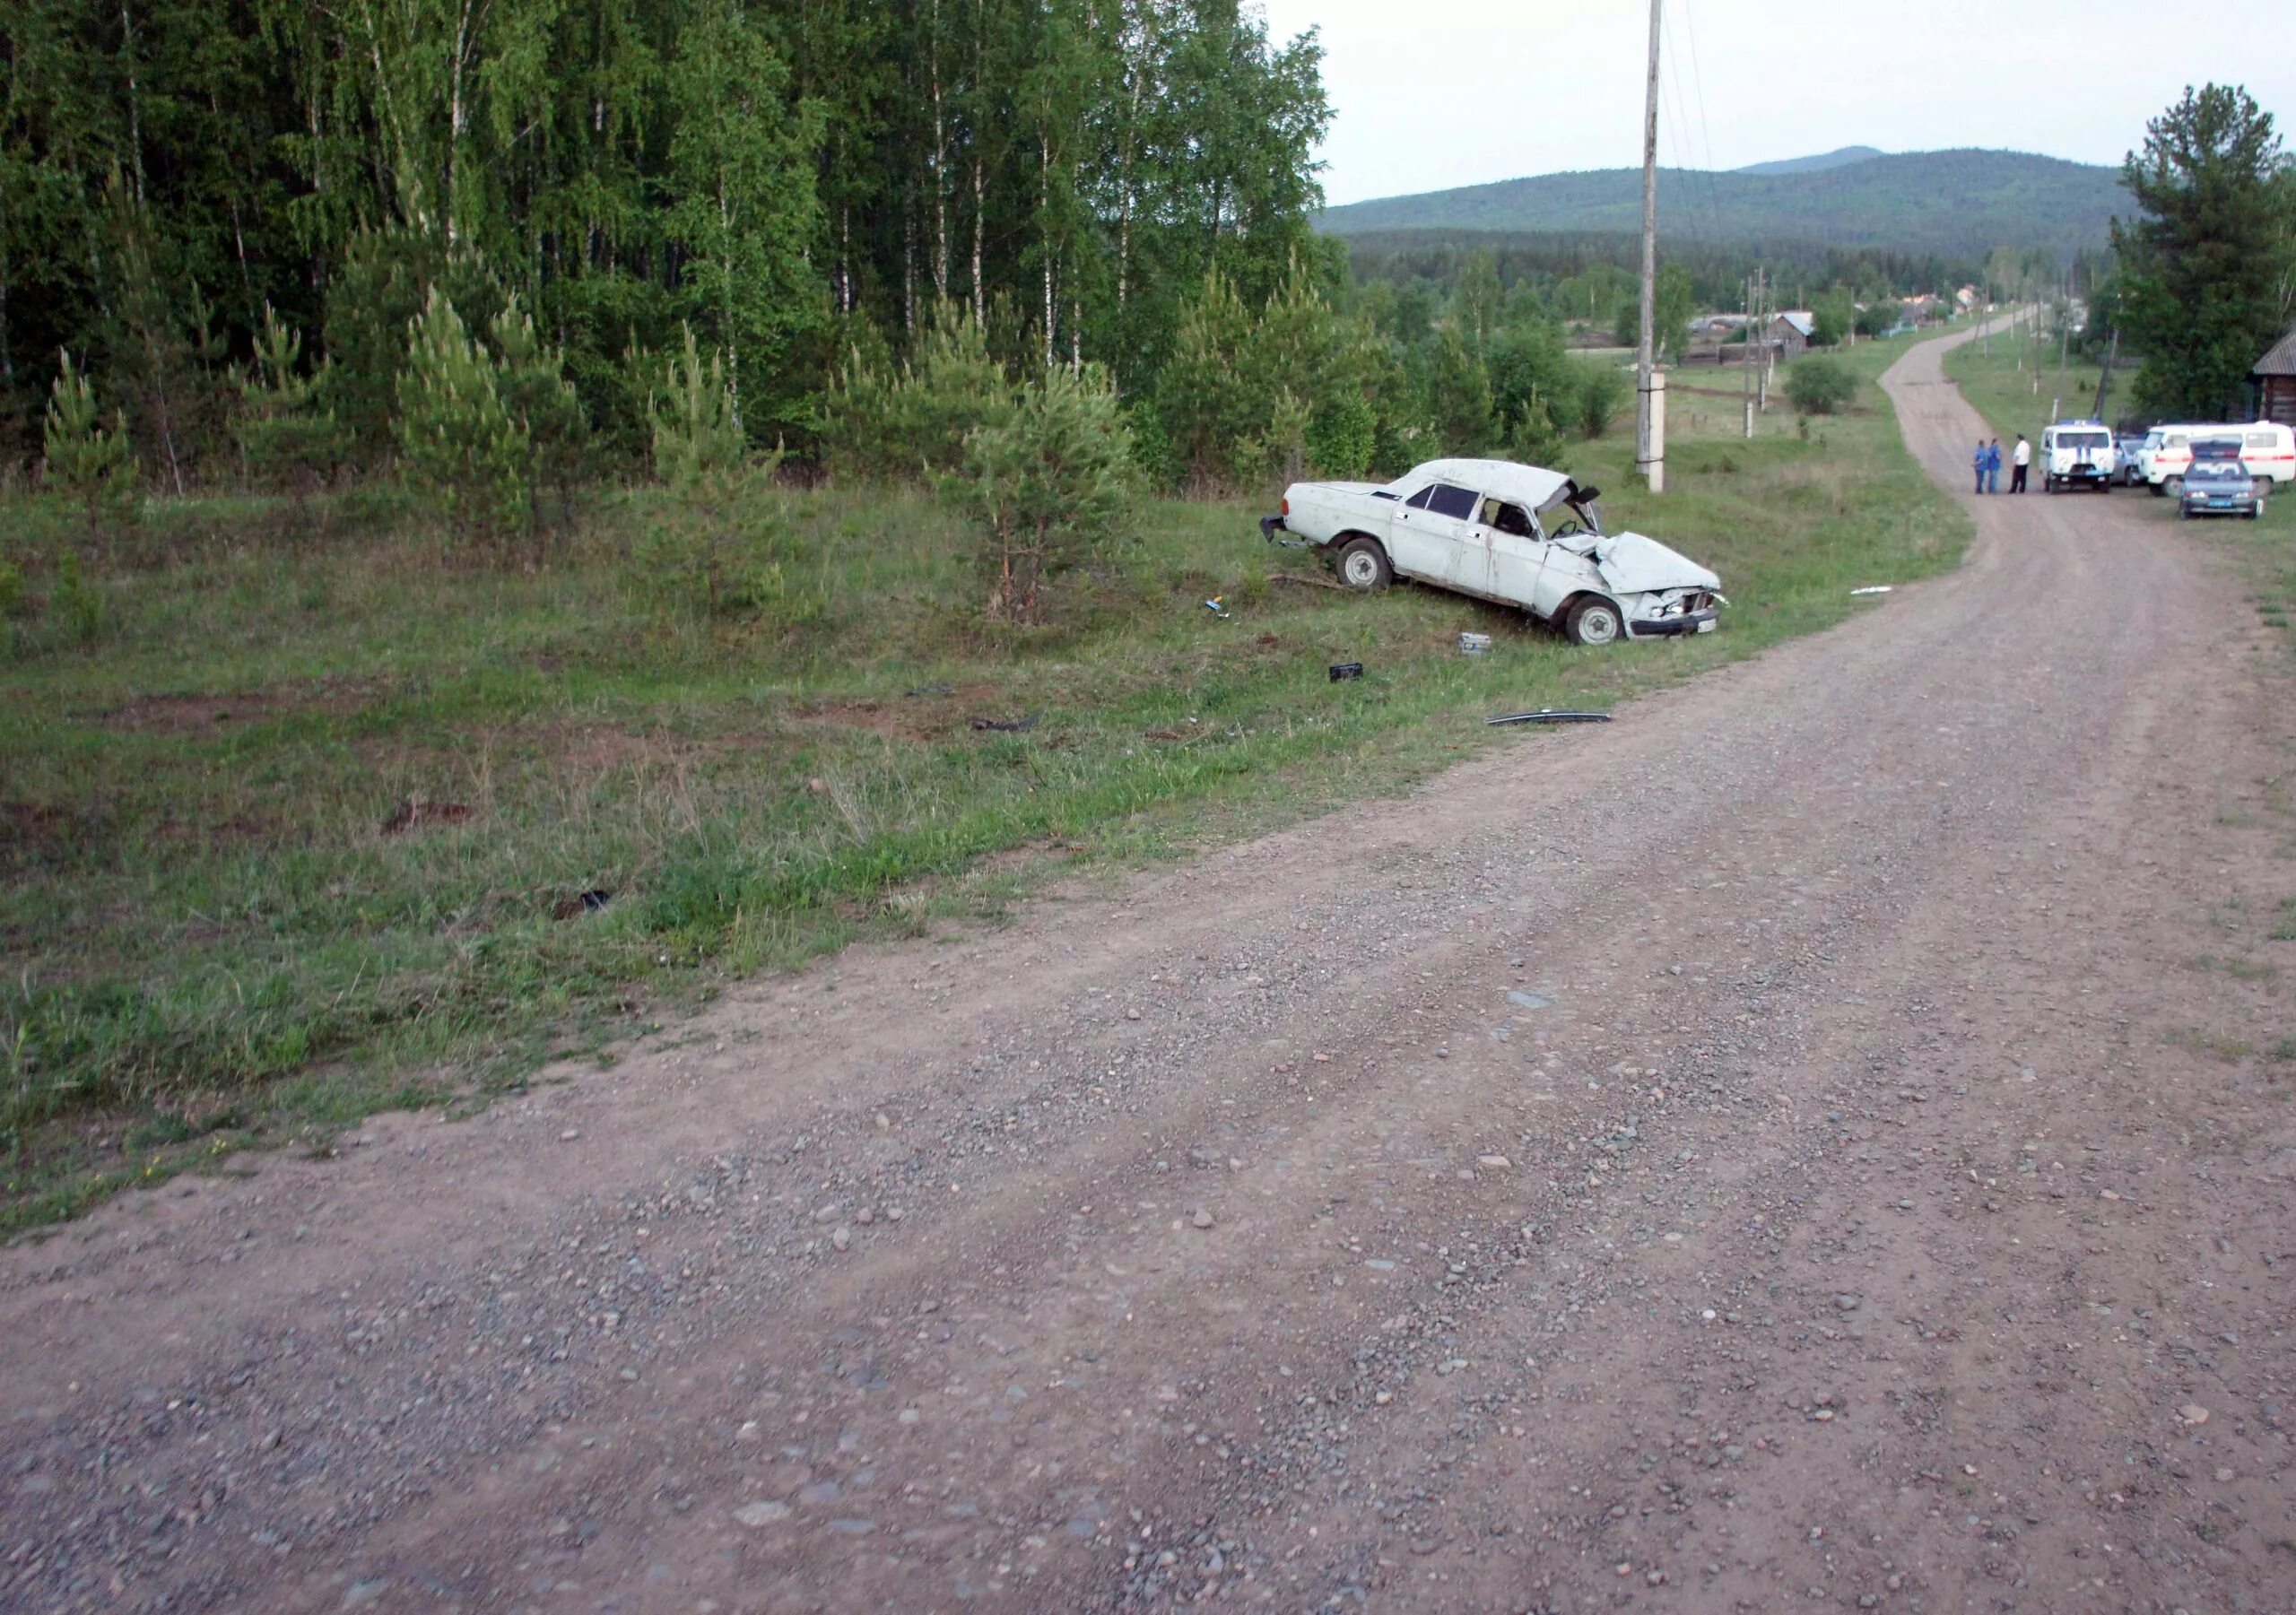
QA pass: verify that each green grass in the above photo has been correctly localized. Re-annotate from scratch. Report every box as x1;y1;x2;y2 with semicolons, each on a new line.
0;328;1964;1229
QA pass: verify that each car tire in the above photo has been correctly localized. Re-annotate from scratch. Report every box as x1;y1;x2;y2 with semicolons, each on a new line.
2166;475;2184;499
1333;536;1392;591
1565;595;1624;647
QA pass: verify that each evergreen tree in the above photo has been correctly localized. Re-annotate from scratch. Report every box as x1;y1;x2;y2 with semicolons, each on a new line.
396;287;529;547
1427;326;1492;456
2115;83;2296;421
41;351;137;546
651;325;748;490
944;365;1135;624
490;295;590;536
236;304;346;521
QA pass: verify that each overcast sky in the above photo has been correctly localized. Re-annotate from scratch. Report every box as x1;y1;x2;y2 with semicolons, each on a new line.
1258;0;2296;205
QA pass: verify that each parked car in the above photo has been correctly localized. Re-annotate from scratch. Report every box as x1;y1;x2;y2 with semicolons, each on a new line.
1262;457;1724;646
2040;420;2115;492
2178;459;2263;520
2114;432;2148;485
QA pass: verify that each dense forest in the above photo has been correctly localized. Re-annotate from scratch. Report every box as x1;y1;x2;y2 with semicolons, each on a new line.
0;0;1330;475
1318;149;2127;261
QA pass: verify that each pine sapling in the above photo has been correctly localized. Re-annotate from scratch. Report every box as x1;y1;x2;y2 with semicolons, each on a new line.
396;286;530;551
491;295;590;543
42;352;137;551
238;305;347;536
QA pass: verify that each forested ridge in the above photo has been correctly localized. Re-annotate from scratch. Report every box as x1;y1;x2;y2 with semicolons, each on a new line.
0;0;1329;473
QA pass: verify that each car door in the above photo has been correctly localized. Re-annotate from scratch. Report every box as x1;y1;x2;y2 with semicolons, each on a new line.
1389;482;1479;580
1451;497;1547;606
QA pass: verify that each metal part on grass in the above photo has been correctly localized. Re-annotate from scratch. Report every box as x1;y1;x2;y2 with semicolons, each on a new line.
1485;709;1612;726
1328;663;1364;682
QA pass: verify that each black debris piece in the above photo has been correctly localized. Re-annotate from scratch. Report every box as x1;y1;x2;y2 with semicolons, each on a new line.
969;715;1041;733
1485;709;1612;726
1328;663;1364;682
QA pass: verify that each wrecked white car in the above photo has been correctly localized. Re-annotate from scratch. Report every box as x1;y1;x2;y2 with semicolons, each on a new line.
1261;457;1724;646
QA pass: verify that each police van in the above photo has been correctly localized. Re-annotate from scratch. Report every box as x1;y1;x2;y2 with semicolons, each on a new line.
2041;420;2116;493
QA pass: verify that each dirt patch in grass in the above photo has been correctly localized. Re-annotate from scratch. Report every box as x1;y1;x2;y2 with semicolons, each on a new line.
380;797;474;834
96;678;387;733
0;801;94;865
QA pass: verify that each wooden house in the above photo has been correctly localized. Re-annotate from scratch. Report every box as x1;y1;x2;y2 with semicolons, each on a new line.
2253;326;2296;426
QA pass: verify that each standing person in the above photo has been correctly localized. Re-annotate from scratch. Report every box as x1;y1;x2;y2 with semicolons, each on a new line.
1985;438;2003;494
2010;433;2031;493
1974;439;1989;494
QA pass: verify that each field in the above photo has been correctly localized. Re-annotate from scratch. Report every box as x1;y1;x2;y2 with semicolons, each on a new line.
0;330;1967;1227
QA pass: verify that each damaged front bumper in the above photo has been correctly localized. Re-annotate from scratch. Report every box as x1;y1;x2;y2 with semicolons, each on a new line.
1629;607;1718;638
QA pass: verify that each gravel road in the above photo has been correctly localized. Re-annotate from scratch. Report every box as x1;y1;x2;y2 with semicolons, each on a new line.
6;327;2294;1615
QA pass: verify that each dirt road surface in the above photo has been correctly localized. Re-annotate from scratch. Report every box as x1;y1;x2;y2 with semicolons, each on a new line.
7;328;2294;1615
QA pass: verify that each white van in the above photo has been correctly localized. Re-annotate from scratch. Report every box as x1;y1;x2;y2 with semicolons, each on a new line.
2233;421;2296;486
2136;426;2203;495
2040;421;2116;493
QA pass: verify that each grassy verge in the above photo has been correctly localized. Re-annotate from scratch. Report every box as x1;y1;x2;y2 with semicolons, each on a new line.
1;328;1966;1229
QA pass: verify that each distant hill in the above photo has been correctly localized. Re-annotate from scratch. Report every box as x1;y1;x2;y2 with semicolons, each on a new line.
1317;149;2122;258
1735;145;1886;177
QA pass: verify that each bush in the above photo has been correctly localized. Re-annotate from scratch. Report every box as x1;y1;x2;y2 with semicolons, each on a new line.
41;352;137;550
1570;358;1628;440
1787;358;1857;417
396;287;530;547
942;366;1137;624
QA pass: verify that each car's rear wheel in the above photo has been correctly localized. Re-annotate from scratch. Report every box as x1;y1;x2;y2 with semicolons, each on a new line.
2166;475;2184;499
1333;536;1392;590
1565;595;1623;647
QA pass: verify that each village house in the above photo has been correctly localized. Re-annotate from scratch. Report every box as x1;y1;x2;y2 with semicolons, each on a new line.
1767;310;1816;353
2253;326;2296;427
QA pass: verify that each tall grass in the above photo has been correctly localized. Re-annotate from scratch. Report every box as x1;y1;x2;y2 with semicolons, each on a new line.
0;328;1965;1227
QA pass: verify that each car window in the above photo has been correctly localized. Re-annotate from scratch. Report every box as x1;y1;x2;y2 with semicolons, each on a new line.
1402;486;1434;509
2248;432;2276;448
1425;484;1480;520
2063;431;2109;448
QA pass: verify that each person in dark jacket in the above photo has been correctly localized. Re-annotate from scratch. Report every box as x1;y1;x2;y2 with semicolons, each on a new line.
1974;439;1988;494
1985;438;2003;493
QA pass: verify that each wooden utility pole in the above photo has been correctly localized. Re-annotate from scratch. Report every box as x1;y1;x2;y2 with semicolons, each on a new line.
2092;327;2119;422
1634;0;1665;492
1741;271;1754;440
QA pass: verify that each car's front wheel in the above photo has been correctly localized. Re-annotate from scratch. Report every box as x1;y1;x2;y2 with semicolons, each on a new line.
1333;536;1392;591
1565;595;1623;647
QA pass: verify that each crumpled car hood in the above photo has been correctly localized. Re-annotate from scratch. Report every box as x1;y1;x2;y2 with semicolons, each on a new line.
1588;529;1720;595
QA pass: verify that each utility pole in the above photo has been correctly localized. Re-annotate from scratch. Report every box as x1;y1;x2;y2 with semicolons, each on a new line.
1741;270;1755;439
1634;0;1665;493
2092;327;2119;422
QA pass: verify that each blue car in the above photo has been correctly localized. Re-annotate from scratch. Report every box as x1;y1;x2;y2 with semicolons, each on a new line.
2178;460;2262;520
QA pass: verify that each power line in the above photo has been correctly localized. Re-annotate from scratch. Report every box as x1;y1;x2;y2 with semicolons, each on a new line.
1673;0;1729;238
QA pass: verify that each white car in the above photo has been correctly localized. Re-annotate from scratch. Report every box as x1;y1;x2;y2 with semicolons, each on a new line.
1261;458;1724;647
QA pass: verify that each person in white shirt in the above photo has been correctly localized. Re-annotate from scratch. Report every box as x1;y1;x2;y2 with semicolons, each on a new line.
2010;434;2031;494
